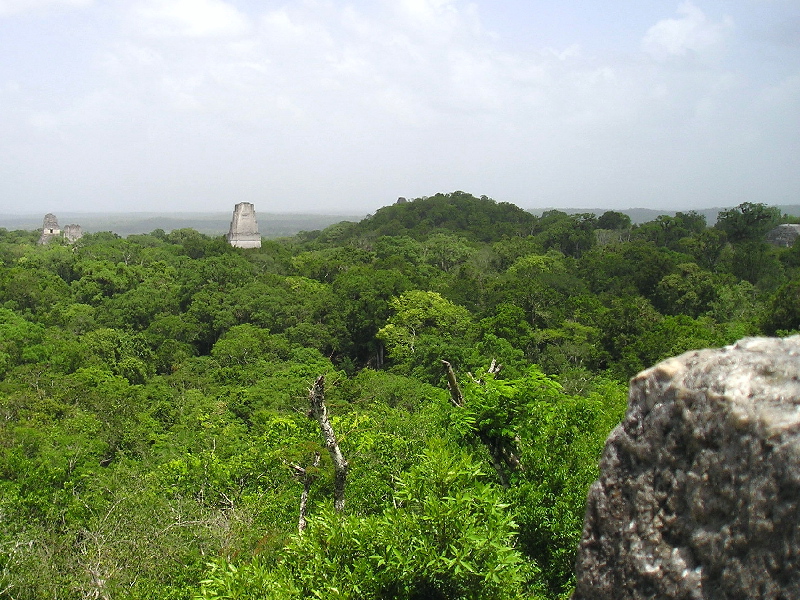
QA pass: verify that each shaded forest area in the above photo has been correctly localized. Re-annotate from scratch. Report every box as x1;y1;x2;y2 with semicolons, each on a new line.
1;192;798;599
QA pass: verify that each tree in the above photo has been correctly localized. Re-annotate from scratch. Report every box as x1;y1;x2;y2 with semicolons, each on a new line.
0;266;71;320
729;241;784;289
445;363;559;488
654;263;719;317
73;231;137;264
535;212;596;258
377;290;478;382
0;308;46;379
421;233;476;273
210;323;289;368
635;212;706;250
79;328;155;384
181;253;257;292
96;262;180;330
715;202;781;244
343;191;538;242
532;320;603;374
166;228;233;259
290;247;375;283
596;211;631;230
489;236;544;272
596;295;662;377
478;303;535;365
71;260;141;304
441;364;627;596
578;241;678;300
330;267;411;368
491;252;585;330
374;235;425;270
683;228;728;271
762;277;800;335
511;378;627;595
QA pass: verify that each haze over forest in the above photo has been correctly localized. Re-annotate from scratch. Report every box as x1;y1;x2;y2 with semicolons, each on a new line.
3;200;800;238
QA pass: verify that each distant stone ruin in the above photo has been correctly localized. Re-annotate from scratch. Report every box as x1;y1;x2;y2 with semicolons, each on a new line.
38;213;60;244
572;336;800;600
38;214;83;245
62;223;83;243
226;202;261;249
766;223;800;247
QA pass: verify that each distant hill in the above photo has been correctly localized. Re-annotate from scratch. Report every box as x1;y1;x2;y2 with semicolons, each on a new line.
528;205;800;225
331;194;800;243
0;212;363;238
334;192;538;242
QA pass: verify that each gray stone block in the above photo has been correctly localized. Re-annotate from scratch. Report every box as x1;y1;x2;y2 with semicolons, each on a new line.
573;336;800;600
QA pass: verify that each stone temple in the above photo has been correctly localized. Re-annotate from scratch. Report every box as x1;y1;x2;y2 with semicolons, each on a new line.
38;213;61;244
226;202;261;249
62;224;83;243
38;214;83;245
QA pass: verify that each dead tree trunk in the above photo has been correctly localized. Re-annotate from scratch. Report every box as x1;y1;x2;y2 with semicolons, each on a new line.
292;451;320;533
441;360;464;407
308;375;348;512
442;359;521;488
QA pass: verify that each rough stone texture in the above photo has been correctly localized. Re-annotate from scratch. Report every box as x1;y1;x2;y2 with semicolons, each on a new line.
38;213;60;244
226;202;261;249
766;224;800;248
573;336;800;600
62;224;83;243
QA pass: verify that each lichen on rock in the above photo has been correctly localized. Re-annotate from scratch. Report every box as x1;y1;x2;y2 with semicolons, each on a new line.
573;336;800;600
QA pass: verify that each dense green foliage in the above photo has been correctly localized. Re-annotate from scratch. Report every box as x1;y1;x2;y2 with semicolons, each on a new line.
0;193;796;599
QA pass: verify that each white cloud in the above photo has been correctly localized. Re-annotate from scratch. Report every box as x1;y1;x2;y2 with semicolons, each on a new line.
642;2;733;61
0;0;91;17
1;1;798;214
543;44;582;61
28;111;61;134
760;72;800;107
133;0;251;38
397;0;459;24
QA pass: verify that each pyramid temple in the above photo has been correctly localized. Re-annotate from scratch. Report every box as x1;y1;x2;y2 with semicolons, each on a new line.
226;202;261;249
38;214;82;245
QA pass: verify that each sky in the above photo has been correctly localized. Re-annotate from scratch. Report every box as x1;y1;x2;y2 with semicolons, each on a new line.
0;0;798;215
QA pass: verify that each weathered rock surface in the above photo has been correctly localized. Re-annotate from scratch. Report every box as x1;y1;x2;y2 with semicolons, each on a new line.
573;336;800;600
62;223;83;243
226;202;261;249
766;224;800;248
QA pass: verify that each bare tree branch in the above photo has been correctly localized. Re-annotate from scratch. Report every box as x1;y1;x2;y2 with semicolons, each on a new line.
441;360;463;407
296;452;321;533
308;375;348;512
443;359;519;488
487;358;502;376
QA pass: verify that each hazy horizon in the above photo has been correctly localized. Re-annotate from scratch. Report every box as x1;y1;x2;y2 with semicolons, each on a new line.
5;200;800;237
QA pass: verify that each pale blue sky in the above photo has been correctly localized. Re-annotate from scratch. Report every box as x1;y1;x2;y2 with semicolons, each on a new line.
0;0;798;215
